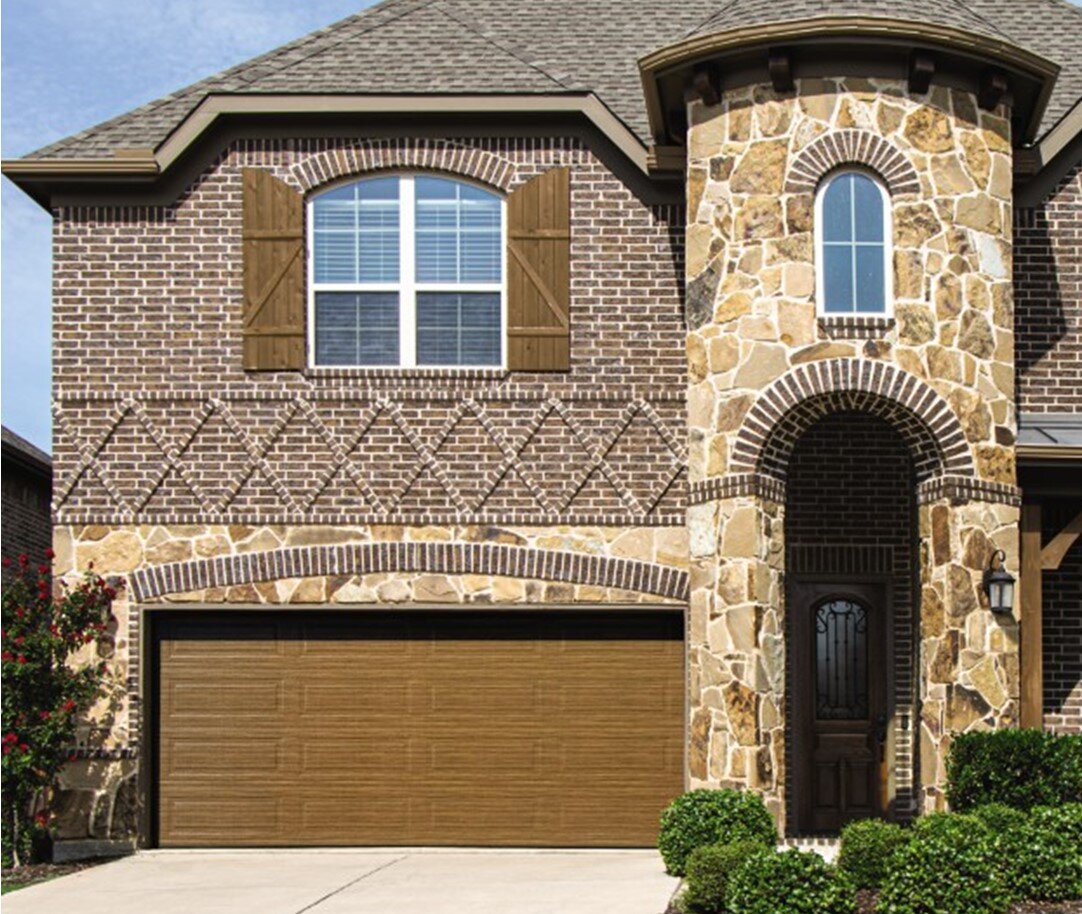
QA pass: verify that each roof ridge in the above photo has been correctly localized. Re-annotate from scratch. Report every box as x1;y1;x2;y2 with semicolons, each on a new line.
683;0;747;39
228;0;440;90
431;1;575;90
950;0;1015;42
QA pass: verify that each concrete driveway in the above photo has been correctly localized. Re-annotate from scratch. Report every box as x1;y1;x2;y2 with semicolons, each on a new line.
4;849;680;914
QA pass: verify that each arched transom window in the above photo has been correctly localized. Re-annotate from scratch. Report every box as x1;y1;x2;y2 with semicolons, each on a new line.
815;169;891;316
309;174;504;368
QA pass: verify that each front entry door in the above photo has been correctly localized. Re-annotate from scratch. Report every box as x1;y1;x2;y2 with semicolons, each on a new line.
792;582;888;833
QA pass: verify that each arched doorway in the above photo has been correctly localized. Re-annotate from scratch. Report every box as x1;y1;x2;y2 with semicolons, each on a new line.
785;411;917;833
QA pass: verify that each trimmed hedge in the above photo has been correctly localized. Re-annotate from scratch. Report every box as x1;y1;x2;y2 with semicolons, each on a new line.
971;802;1027;834
727;849;855;914
680;841;764;914
946;730;1082;812
996;805;1082;902
837;819;910;890
657;790;777;876
878;814;1011;914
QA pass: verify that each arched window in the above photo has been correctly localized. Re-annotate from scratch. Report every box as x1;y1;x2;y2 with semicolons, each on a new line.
309;174;504;368
815;169;891;315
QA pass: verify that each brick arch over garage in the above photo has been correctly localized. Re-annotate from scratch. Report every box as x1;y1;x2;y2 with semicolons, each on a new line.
730;359;975;486
784;129;921;196
128;541;690;603
291;139;517;194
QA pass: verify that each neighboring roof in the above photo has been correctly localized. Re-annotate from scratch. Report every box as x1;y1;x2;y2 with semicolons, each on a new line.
14;0;1082;164
1;426;52;476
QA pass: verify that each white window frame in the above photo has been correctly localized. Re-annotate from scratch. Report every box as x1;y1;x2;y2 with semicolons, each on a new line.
307;172;507;369
814;167;893;318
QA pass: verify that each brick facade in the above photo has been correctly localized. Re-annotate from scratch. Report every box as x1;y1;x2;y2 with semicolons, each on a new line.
1;428;52;569
1016;162;1082;413
51;137;686;529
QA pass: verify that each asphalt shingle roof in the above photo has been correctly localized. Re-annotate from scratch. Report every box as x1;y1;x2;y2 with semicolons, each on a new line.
20;0;1082;160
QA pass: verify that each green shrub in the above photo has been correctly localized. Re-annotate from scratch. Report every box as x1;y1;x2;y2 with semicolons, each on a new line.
680;841;764;914
837;818;910;890
999;806;1082;901
911;810;983;840
971;802;1027;834
1032;802;1082;847
658;790;777;876
879;813;1010;914
946;730;1082;812
727;849;855;914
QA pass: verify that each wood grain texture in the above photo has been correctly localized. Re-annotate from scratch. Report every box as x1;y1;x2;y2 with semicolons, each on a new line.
242;168;305;371
506;168;571;371
156;610;684;847
1021;503;1044;729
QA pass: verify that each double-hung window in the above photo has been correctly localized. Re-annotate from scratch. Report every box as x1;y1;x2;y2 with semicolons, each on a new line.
816;169;891;315
309;174;504;367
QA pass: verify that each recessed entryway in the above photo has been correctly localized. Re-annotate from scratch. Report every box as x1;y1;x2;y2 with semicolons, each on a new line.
785;411;917;833
150;609;685;848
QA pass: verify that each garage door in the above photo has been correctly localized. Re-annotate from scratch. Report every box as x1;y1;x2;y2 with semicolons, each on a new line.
154;610;685;847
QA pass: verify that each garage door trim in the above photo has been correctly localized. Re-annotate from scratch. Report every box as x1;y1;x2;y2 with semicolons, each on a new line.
143;606;687;848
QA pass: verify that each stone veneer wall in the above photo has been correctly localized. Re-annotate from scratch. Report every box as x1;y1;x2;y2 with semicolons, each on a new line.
684;77;1021;824
51;521;689;841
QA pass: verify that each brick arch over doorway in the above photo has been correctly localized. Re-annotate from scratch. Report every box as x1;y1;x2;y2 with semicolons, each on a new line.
730;359;975;486
127;540;690;602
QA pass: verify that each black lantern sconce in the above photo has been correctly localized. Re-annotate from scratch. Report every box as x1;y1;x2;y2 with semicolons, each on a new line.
982;549;1016;614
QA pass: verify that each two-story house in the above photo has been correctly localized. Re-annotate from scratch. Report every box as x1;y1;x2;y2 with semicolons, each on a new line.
3;0;1080;852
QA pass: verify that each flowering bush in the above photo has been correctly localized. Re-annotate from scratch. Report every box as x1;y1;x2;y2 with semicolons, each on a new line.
1;550;117;866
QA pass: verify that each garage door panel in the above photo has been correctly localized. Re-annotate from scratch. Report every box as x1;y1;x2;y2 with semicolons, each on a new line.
164;681;285;716
161;795;287;844
163;736;286;774
162;621;288;653
155;610;684;847
302;738;411;774
301;681;411;715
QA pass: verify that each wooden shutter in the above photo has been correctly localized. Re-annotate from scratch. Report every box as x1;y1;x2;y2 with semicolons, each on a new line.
242;168;305;371
506;167;571;371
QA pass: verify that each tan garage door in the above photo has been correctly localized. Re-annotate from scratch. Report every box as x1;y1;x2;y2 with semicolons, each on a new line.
155;610;685;847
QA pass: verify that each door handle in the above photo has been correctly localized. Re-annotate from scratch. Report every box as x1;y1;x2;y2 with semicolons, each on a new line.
874;714;889;745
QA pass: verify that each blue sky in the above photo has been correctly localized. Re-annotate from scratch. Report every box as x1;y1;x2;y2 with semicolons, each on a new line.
1;0;376;451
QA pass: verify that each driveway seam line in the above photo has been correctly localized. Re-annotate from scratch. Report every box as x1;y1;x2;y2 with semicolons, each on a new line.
292;855;408;914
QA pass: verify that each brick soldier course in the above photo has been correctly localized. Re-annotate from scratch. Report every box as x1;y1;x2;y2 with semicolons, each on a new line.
3;0;1081;849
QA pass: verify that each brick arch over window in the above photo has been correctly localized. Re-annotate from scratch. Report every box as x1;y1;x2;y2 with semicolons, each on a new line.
730;359;975;485
785;130;921;196
128;541;690;602
291;140;516;194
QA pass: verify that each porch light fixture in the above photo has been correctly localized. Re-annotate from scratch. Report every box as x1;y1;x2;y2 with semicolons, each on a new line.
982;549;1016;614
